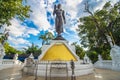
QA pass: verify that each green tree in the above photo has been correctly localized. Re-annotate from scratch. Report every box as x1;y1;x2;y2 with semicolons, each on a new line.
77;1;120;62
86;50;98;63
71;42;85;59
4;42;22;54
0;0;31;26
39;32;54;45
23;43;41;57
0;0;31;46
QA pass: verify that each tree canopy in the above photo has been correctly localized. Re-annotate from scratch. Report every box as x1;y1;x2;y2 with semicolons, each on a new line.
23;43;41;57
77;1;120;62
71;42;85;59
0;0;31;26
4;42;22;54
0;0;31;45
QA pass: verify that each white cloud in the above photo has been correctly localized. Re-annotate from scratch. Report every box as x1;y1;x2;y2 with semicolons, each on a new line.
6;18;39;38
64;0;82;18
27;0;52;30
86;0;119;11
5;18;39;49
26;27;39;36
6;19;26;37
8;37;30;45
8;36;31;50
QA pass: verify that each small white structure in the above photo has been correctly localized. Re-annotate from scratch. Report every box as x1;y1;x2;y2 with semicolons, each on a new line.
24;53;35;67
23;54;35;74
98;54;103;61
13;53;18;60
83;54;90;64
94;55;104;68
29;53;34;59
0;43;5;60
0;43;5;68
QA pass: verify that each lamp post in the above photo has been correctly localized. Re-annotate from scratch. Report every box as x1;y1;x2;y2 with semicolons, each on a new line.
70;60;76;80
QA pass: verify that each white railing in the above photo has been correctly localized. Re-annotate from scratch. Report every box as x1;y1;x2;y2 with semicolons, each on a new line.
0;59;23;70
94;60;112;69
101;60;112;69
1;59;22;65
2;59;15;64
94;60;120;71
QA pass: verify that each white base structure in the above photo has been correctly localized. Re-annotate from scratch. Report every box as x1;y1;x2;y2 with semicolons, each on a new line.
23;40;94;77
23;61;93;77
36;61;93;77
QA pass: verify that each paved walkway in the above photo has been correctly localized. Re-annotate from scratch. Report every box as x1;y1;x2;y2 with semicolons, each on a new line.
0;66;120;80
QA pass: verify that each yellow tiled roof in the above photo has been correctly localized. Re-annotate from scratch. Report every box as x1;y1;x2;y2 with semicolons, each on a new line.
41;43;77;61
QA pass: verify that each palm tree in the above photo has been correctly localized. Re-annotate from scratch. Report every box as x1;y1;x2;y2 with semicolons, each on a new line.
38;32;54;45
39;35;47;45
24;43;41;58
23;43;41;54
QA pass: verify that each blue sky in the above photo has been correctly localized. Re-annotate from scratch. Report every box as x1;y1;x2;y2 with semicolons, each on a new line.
3;0;119;50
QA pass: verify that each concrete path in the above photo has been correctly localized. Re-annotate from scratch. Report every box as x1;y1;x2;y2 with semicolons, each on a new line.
0;67;120;80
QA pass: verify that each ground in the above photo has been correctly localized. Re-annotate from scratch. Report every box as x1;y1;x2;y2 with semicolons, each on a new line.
0;66;120;80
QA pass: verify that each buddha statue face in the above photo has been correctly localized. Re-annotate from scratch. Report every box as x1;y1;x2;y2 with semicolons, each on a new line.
58;4;62;9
